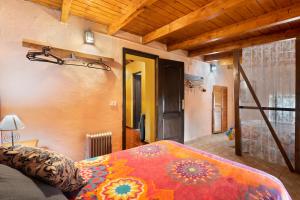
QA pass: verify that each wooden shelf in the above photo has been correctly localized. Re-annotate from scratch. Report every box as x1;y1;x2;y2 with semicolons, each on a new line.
22;39;114;62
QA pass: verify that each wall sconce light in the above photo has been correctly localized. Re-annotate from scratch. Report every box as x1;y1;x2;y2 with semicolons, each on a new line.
210;63;217;72
84;30;95;44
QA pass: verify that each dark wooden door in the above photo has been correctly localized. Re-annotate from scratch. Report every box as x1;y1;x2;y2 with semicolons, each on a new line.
158;59;184;143
133;73;142;129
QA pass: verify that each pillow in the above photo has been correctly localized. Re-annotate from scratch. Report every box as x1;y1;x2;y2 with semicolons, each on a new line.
0;146;86;192
0;146;13;166
0;164;67;200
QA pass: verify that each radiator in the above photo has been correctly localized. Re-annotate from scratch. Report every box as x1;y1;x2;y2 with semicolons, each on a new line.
86;132;112;158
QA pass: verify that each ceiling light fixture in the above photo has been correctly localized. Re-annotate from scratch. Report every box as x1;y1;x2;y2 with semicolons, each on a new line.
84;30;95;44
210;63;217;72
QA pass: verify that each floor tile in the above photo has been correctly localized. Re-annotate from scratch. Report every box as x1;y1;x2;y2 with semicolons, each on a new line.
186;133;300;200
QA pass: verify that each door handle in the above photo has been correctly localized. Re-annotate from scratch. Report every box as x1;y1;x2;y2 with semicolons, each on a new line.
181;99;184;110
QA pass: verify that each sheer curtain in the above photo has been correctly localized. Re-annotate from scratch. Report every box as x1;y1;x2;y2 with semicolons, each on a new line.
240;39;295;166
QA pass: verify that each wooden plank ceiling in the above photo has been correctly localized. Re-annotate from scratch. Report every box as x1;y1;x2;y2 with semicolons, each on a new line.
29;0;300;61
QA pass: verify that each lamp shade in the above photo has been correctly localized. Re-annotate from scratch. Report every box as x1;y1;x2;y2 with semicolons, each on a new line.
0;115;25;131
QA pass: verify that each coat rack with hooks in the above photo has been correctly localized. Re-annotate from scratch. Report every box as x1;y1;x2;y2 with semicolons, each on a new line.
22;39;114;71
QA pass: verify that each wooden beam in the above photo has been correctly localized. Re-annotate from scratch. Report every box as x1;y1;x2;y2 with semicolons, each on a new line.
142;0;248;44
240;106;295;112
218;58;234;66
233;50;242;156
296;38;300;173
108;0;159;35
168;4;300;51
204;51;242;66
61;0;73;23
239;62;295;172
204;51;234;62
190;28;300;57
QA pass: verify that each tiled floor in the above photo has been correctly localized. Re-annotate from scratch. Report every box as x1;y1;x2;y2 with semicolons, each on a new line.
186;133;300;200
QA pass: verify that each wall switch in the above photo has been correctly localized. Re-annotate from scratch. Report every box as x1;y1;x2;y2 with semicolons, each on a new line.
109;101;117;107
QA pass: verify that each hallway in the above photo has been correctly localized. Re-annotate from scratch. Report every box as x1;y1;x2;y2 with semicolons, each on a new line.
126;128;147;149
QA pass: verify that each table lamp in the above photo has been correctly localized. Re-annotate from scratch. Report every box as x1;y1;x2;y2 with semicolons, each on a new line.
0;114;25;149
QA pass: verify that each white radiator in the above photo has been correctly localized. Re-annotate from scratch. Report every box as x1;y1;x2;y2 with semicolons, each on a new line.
86;132;112;158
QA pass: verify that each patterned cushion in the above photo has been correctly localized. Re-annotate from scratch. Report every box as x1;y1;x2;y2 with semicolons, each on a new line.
0;146;15;166
0;146;86;192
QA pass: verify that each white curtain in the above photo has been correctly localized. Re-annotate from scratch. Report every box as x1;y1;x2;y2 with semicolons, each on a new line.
240;39;295;166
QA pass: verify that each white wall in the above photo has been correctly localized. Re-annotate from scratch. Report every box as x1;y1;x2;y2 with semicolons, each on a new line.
184;62;234;142
0;0;234;159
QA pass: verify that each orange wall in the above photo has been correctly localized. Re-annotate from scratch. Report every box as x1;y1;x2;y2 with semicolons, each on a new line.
0;0;123;161
0;0;234;160
0;62;122;160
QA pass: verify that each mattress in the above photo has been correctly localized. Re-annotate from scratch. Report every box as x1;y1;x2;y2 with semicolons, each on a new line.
70;140;290;200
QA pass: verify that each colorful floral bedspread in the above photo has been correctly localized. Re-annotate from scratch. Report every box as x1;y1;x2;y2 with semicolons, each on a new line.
71;140;291;200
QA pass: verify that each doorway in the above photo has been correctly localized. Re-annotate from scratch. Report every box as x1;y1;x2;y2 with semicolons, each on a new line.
122;48;185;149
123;48;158;150
212;86;228;134
133;72;142;129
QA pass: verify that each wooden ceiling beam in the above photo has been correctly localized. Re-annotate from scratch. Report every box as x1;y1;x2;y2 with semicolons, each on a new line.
61;0;73;22
203;51;234;62
168;3;300;51
142;0;248;44
108;0;159;35
189;28;300;57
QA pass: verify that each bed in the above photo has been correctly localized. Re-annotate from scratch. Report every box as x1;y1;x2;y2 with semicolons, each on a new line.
70;140;291;200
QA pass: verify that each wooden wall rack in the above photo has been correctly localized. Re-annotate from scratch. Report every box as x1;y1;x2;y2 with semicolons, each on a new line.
22;39;114;62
